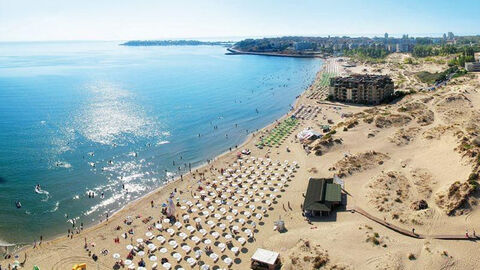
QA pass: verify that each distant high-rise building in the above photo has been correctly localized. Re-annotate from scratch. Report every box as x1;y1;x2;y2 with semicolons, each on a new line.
443;33;447;40
448;32;454;40
384;33;389;39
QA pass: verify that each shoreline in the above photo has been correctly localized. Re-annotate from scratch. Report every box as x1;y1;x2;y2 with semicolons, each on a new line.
3;57;329;257
226;48;324;58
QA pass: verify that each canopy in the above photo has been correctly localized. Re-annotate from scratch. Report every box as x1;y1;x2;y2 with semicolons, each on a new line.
167;197;176;217
297;128;322;142
251;248;279;266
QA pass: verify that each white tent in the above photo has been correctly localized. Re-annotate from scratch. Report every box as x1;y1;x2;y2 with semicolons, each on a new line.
297;128;322;142
251;248;279;267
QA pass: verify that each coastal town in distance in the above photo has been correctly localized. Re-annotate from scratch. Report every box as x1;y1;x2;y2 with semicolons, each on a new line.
1;1;480;270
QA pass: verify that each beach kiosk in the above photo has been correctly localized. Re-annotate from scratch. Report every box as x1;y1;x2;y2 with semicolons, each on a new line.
302;178;342;217
250;248;281;270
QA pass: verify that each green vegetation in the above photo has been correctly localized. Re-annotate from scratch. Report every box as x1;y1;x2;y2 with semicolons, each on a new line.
257;118;298;147
413;44;478;67
448;54;475;67
366;236;380;246
424;57;446;65
343;47;390;62
415;66;464;84
403;57;417;65
412;44;459;57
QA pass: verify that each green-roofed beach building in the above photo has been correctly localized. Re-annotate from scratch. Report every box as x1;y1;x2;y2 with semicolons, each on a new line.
303;178;342;217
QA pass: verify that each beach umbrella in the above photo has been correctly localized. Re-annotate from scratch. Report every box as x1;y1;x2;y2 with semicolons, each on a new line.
159;247;167;254
138;251;145;257
155;223;163;230
204;239;212;245
136;238;143;243
124;259;132;265
238;237;246;245
146;232;153;238
138;267;146;270
112;253;120;259
148;243;156;250
224;257;233;266
127;264;135;269
169;240;177;248
200;264;210;270
149;255;158;262
173;252;182;261
182;245;191;253
187;257;196;266
162;262;171;269
126;244;134;251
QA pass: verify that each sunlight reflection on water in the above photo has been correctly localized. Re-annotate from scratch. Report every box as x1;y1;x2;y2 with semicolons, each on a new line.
76;81;160;145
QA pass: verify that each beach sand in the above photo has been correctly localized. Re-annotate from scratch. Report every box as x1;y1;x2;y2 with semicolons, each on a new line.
3;55;480;270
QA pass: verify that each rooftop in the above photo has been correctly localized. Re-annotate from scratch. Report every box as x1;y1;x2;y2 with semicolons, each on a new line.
251;248;279;265
331;74;393;84
303;178;342;212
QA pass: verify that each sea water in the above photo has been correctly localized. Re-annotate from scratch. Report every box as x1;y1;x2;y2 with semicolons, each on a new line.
0;41;322;245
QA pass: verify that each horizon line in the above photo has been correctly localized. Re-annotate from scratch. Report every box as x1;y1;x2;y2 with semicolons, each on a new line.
1;32;480;43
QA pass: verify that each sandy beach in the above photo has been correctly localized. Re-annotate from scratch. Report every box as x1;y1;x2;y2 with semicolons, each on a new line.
3;54;480;270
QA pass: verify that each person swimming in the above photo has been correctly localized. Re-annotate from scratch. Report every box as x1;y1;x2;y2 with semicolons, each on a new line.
15;201;22;208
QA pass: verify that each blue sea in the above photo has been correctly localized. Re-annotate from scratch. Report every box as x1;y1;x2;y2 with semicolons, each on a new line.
0;41;322;245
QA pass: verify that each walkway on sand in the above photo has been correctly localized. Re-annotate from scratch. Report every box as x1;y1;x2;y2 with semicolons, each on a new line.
351;207;478;241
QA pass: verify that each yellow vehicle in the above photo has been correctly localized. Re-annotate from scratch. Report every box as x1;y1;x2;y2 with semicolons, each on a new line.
72;263;87;270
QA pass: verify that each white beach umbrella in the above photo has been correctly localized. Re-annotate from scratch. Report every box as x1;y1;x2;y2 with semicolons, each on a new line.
182;244;191;253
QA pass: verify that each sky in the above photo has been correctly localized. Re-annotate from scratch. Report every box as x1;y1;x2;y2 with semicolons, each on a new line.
1;0;479;41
